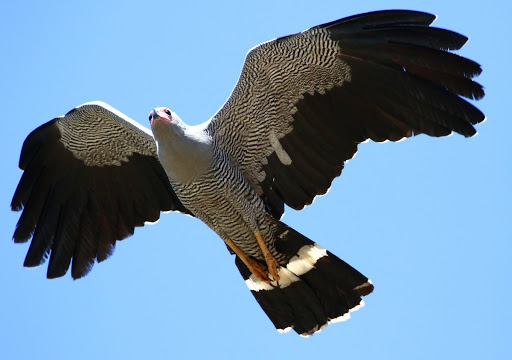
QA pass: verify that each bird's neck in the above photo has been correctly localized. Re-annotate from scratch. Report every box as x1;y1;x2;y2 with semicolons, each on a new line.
155;123;213;184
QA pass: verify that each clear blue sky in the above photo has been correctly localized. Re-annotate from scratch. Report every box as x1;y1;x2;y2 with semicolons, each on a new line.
1;1;509;359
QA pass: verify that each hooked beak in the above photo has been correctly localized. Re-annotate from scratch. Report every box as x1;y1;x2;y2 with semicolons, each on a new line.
149;109;161;127
149;108;172;127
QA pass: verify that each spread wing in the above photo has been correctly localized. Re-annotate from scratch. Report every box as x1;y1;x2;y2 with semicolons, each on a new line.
207;10;485;218
11;101;191;279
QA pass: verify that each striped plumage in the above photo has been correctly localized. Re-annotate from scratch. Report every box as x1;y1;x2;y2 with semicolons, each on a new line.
210;10;484;214
167;143;274;261
11;10;484;336
11;103;191;279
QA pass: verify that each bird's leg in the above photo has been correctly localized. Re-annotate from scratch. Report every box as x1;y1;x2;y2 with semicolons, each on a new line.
254;231;280;282
224;238;270;283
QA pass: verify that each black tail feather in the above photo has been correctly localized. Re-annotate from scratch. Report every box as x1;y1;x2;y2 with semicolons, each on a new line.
235;220;373;336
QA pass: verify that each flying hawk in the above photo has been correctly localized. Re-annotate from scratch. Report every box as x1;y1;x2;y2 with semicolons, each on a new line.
11;10;485;336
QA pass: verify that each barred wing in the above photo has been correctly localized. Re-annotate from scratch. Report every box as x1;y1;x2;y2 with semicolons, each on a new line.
207;10;485;218
11;102;191;279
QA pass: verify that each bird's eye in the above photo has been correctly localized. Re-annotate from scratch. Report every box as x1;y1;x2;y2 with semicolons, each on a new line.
148;114;152;123
164;109;172;116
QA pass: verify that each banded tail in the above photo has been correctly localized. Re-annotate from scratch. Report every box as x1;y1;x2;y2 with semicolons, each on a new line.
235;219;373;336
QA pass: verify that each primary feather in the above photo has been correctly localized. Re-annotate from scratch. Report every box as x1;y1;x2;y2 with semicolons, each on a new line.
11;10;484;336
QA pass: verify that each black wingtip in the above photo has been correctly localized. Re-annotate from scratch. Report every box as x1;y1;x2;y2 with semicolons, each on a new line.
319;10;437;31
18;119;62;170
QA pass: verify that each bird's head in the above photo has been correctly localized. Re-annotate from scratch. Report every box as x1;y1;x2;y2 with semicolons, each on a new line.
149;106;189;147
149;107;174;127
149;107;185;136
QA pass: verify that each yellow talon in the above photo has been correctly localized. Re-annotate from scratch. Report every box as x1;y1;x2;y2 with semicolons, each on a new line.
254;231;280;281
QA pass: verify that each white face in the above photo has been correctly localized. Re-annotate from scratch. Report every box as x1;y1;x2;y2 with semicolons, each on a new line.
148;107;173;128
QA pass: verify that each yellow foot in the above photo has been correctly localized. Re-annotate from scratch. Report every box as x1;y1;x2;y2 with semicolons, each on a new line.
254;231;280;282
246;257;271;283
224;238;271;283
264;252;280;282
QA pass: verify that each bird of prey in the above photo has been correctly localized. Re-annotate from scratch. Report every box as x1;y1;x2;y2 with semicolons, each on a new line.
11;10;484;336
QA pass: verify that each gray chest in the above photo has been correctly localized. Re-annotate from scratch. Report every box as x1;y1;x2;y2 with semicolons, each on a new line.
156;136;214;185
159;150;213;184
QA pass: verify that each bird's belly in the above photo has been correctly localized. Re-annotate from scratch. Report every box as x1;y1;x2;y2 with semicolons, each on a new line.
171;160;273;260
170;168;272;260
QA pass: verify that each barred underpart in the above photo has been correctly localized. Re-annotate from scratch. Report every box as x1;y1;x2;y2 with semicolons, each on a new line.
11;10;484;336
11;102;189;279
209;9;484;215
60;102;155;166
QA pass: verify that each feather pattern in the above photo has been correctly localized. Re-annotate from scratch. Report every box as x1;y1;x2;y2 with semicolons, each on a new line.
207;10;484;213
11;102;190;279
11;10;485;336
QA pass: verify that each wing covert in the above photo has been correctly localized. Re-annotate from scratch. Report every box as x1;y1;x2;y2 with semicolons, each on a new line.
11;102;191;279
207;10;485;216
